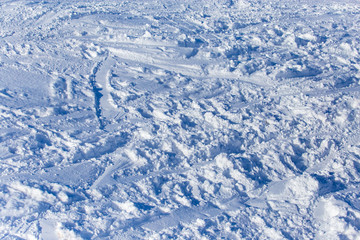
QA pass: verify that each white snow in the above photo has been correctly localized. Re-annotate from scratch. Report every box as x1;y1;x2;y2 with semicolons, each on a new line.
1;0;360;239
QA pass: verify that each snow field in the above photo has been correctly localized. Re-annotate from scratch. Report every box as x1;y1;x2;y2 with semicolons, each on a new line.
1;0;360;239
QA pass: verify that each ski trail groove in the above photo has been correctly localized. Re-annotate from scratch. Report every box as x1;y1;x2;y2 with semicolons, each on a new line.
89;54;108;130
90;159;133;190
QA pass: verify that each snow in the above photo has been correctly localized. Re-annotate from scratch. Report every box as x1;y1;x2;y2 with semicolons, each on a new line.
1;0;360;239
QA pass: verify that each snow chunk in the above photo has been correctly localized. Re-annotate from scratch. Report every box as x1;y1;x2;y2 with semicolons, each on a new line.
10;182;56;203
314;197;359;240
114;200;139;214
298;33;317;42
143;31;152;38
340;42;358;56
55;223;82;240
57;191;69;203
137;128;153;140
266;174;318;205
174;195;191;207
236;0;250;9
251;216;284;239
215;153;233;169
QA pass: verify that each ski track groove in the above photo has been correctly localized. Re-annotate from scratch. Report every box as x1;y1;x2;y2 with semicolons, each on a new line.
89;54;109;130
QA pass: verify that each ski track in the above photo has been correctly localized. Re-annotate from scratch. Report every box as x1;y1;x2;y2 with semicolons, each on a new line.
89;56;107;130
1;0;360;239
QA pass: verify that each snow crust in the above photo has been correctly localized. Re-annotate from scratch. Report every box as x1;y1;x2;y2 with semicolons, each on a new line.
1;0;360;239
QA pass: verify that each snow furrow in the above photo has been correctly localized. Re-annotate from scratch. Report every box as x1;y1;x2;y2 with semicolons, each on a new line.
89;57;108;130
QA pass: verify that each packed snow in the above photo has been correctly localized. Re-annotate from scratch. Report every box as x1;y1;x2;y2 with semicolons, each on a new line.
1;0;360;239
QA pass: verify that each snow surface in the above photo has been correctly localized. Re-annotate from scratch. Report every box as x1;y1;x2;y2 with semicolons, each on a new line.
1;0;360;239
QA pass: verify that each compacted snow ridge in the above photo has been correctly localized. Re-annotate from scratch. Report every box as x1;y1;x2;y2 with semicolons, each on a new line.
1;0;360;239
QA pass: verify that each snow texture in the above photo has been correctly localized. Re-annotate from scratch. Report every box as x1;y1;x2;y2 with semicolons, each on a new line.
1;0;360;239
